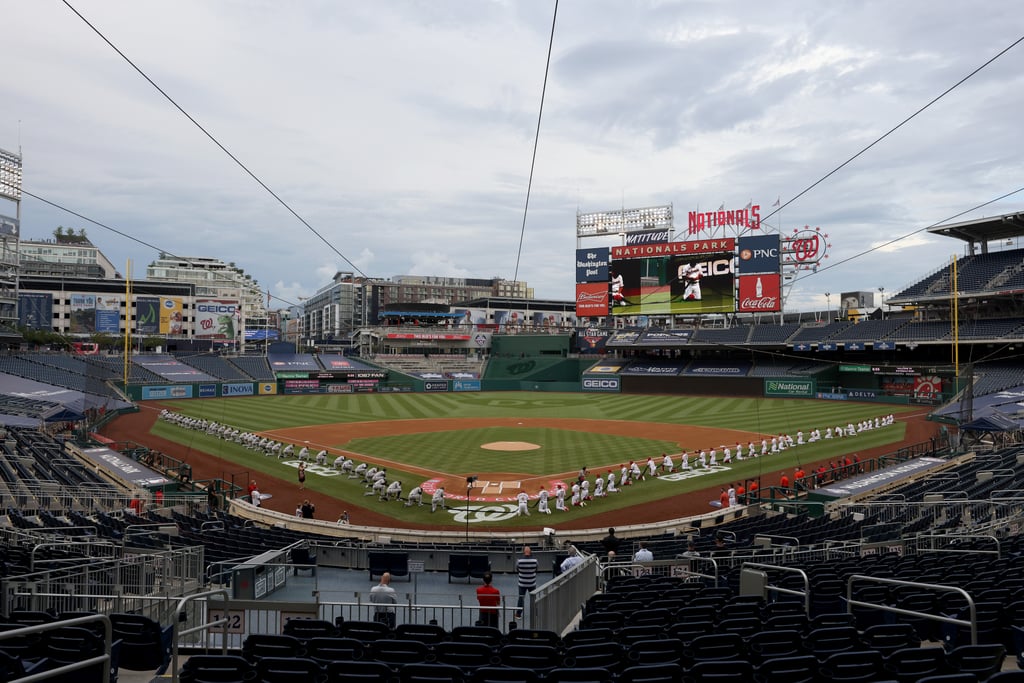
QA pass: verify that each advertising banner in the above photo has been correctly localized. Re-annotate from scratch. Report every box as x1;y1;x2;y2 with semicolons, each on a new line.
159;297;184;335
454;308;489;326
136;296;160;335
452;379;482;392
576;283;609;317
222;383;255;396
196;299;238;339
199;384;218;398
611;252;736;316
423;380;449;392
258;382;278;395
95;296;121;333
624;230;670;245
737;234;781;275
576;326;609;353
141;385;194;400
764;378;816;397
18;292;53;330
69;293;96;334
576;247;610;283
736;274;782;312
581;376;621;392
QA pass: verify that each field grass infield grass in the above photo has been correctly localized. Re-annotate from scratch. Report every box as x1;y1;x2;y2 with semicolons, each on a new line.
150;392;916;525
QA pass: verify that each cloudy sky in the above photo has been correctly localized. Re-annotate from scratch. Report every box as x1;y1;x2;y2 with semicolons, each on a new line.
2;0;1023;312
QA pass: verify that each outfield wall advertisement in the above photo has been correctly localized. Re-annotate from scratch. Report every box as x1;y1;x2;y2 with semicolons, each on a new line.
764;378;816;397
196;299;239;339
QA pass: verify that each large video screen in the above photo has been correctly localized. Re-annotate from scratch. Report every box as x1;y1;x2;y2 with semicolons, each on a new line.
610;252;736;316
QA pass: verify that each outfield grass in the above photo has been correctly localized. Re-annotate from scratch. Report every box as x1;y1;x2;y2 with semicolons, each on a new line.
152;392;917;525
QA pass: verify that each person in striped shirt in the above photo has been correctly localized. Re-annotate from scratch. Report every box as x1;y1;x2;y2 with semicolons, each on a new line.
515;546;538;620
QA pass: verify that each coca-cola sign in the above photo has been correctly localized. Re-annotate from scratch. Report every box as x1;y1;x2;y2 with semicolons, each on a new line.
737;274;781;312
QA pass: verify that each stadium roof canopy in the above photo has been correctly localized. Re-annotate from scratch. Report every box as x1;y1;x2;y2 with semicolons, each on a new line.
928;210;1024;252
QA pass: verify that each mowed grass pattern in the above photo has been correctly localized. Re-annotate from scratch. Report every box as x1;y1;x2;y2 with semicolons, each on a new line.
152;392;917;525
163;392;915;434
347;427;679;476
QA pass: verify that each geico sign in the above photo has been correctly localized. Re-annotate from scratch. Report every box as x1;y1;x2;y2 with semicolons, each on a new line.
198;304;237;313
582;378;619;389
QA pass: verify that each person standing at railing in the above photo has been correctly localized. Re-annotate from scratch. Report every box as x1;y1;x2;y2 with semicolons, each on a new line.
476;572;501;628
515;546;538;619
370;572;397;629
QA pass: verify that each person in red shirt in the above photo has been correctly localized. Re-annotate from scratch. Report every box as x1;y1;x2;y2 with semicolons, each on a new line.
748;480;759;500
719;488;730;508
736;482;746;503
779;473;790;491
794;467;806;491
476;572;501;628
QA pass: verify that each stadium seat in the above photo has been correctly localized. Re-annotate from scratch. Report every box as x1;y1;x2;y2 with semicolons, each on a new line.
883;647;950;683
746;628;804;664
562;642;624;671
859;623;921;658
497;643;561;674
108;614;172;671
282;618;337;642
324;659;393;682
394;622;447;645
179;654;255;683
753;654;817;683
470;666;539;683
337;620;392;643
545;667;614;683
944;643;1006;680
305;637;366;665
450;625;504;648
505;628;561;648
816;650;884;683
617;662;683;683
254;656;324;683
433;641;498;672
399;662;468;683
368;638;431;668
562;628;615;649
242;634;306;662
683;659;754;682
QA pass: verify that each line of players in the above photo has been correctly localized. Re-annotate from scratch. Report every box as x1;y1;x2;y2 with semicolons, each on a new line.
513;414;897;517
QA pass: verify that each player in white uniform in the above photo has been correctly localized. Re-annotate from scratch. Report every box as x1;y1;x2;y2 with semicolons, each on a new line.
537;486;551;514
385;480;402;502
555;484;567;511
593;476;605;497
662;452;674;473
516;491;530;517
431;487;446;512
405;485;423;506
315;449;328;466
607;470;619;493
680;263;703;300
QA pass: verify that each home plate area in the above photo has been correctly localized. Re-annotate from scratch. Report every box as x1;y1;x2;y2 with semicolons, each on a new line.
422;477;568;503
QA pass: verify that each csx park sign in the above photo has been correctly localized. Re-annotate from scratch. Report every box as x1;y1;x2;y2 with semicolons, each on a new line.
764;378;815;397
582;376;620;392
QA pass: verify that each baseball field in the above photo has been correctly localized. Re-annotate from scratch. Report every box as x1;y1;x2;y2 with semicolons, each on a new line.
111;392;937;531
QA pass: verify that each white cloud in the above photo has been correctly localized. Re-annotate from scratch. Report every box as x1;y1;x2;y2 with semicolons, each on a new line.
1;0;1022;311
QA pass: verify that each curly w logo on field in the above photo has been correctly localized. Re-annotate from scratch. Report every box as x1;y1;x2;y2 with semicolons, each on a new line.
447;504;519;523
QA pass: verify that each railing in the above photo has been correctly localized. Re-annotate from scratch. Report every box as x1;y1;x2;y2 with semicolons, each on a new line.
742;562;810;615
846;575;977;645
0;613;113;683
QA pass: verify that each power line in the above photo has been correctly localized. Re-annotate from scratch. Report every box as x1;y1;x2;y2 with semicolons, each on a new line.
790;185;1024;285
763;32;1024;224
512;0;559;284
61;0;368;279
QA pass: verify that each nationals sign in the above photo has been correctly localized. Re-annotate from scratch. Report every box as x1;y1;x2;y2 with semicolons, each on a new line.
737;274;781;312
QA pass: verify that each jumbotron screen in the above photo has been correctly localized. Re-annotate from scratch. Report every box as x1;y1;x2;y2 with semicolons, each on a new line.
610;252;736;315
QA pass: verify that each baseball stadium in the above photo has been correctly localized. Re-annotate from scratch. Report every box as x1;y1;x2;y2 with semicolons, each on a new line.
3;206;1024;681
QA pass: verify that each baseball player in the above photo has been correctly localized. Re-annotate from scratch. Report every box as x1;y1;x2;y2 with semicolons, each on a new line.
593;475;605;498
620;463;631;486
516;490;530;517
681;452;690;470
537;486;551;514
281;443;294;460
662;452;674;473
555;484;567;511
385;480;402;502
315;449;328;466
680;262;703;301
297;445;310;462
406;485;424;506
352;462;368;479
607;470;618;493
610;270;627;306
431;487;446;512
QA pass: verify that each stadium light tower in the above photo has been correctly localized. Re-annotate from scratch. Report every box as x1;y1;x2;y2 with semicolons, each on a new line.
825;292;831;323
878;287;885;319
0;147;23;338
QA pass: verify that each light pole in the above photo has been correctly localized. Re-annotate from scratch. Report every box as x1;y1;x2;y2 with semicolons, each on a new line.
878;287;885;319
825;292;831;323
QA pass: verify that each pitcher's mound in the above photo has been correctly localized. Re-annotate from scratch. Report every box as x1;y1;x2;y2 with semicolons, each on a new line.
481;441;541;451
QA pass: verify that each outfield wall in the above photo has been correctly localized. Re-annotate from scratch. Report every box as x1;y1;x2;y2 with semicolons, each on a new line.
621;375;765;397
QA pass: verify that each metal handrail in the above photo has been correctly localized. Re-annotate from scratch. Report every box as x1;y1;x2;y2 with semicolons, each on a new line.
170;588;231;681
742;562;810;616
0;614;112;683
846;574;978;645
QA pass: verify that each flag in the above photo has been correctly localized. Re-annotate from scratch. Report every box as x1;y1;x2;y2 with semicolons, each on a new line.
266;289;271;306
772;197;781;207
717;203;725;211
744;201;752;211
